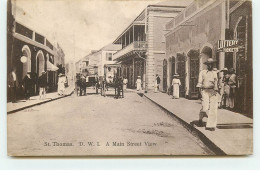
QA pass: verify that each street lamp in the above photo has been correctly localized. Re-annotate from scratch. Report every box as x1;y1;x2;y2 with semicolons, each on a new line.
20;56;27;63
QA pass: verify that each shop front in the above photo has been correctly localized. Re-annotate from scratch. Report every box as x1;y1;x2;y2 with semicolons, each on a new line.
228;1;252;116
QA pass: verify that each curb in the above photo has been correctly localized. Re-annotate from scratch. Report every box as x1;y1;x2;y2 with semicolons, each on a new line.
7;90;74;114
141;93;227;156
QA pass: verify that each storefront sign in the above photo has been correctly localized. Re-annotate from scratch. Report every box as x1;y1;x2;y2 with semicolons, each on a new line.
217;40;239;52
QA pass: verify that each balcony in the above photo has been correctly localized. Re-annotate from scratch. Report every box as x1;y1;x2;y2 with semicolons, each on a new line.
114;41;147;61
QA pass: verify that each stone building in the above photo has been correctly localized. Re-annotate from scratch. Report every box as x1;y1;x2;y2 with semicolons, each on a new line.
165;0;252;116
227;0;252;116
113;3;187;90
76;43;121;77
165;0;226;98
7;1;65;101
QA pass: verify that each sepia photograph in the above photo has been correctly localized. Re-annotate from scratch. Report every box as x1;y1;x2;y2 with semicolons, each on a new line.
6;0;253;156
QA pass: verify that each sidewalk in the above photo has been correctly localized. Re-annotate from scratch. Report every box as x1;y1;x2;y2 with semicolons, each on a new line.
143;92;253;155
7;85;75;114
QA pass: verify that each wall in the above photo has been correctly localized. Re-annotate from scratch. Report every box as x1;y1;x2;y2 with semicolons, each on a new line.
153;16;173;91
165;1;224;96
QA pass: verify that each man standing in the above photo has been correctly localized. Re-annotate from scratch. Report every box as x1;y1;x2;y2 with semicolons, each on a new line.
8;67;17;103
196;58;219;131
22;72;33;100
38;71;47;100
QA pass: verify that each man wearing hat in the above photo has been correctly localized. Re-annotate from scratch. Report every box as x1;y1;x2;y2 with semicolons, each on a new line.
219;67;228;108
196;57;219;131
38;71;47;100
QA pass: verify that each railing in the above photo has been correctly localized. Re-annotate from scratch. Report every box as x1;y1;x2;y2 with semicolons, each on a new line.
114;41;147;60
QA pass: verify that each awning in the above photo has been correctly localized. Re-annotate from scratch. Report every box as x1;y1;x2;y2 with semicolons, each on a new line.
47;61;59;71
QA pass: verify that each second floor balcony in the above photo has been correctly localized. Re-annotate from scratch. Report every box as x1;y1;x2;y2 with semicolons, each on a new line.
113;41;147;61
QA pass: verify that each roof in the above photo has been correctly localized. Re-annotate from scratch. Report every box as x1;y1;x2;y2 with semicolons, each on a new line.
113;2;190;44
155;0;193;7
100;43;122;51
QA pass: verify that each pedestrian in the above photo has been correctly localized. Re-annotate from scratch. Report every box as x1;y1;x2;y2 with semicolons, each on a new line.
123;76;128;91
172;74;181;99
196;58;219;131
227;68;237;110
22;72;33;100
38;71;47;100
213;68;222;108
58;73;66;95
8;67;17;103
154;74;160;92
136;76;142;91
81;74;86;96
219;67;228;108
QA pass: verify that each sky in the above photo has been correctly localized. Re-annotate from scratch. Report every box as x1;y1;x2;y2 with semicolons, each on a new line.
13;0;192;63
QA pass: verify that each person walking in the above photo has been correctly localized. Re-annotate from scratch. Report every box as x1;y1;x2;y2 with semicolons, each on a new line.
136;76;142;91
172;74;181;99
154;74;160;92
22;72;33;100
123;76;128;91
196;58;219;131
8;67;17;103
38;71;47;100
218;67;228;108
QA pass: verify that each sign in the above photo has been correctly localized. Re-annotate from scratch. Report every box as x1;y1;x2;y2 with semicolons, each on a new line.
217;40;239;52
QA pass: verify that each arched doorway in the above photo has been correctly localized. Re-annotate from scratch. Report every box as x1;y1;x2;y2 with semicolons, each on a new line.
176;53;186;97
21;45;31;78
36;51;45;77
163;59;167;92
187;49;200;99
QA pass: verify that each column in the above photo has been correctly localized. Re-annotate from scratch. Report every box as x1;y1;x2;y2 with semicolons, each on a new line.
133;58;135;88
146;12;155;91
219;0;226;71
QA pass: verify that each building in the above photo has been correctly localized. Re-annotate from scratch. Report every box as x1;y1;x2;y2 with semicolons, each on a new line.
76;43;121;77
164;0;252;116
113;3;187;90
227;0;252;116
7;1;65;101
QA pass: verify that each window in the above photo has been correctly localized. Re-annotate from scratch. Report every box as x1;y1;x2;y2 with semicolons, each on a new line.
106;53;113;61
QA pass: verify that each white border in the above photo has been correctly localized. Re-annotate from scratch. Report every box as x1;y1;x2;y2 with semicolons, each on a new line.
0;0;260;170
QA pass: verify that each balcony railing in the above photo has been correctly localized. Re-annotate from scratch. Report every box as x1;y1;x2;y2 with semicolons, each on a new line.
114;41;147;60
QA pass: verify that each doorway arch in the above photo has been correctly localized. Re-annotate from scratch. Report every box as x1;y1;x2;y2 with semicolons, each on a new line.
21;45;31;78
187;49;200;99
36;50;45;77
176;53;186;97
163;59;167;92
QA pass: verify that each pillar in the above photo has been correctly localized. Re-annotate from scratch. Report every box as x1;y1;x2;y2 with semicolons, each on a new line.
146;11;155;91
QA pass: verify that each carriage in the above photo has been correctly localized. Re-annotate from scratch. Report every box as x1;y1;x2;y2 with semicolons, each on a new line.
75;73;87;96
96;64;124;98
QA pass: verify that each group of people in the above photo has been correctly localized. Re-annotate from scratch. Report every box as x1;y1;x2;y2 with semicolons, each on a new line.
216;67;237;110
8;67;67;103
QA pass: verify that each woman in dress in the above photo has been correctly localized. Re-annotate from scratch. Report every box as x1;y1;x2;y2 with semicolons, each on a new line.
172;74;181;99
136;76;142;91
58;73;66;95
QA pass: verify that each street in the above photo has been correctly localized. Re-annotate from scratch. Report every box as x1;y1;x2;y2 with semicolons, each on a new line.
8;88;214;156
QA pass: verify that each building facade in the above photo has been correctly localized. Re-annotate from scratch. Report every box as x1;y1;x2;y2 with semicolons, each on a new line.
7;1;65;101
165;0;226;98
227;0;252;116
77;43;121;77
113;4;186;90
165;0;252;116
